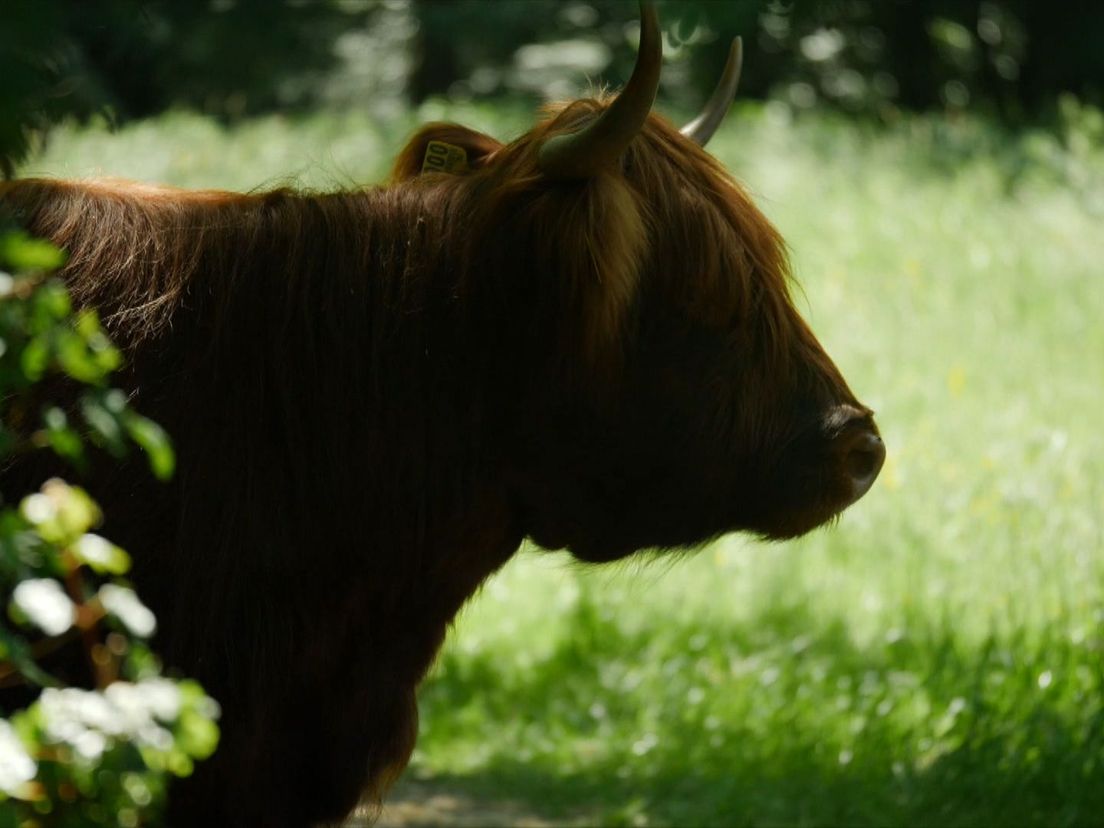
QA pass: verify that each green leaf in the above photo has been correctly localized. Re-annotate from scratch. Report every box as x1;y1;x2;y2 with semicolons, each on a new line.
80;393;127;457
56;329;109;384
123;414;175;480
174;682;221;761
42;407;86;467
73;309;120;363
73;308;104;340
19;336;49;382
0;232;67;272
30;281;71;328
0;622;61;688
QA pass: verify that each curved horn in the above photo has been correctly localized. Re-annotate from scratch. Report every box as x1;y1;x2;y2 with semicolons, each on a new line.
538;0;661;179
680;37;743;147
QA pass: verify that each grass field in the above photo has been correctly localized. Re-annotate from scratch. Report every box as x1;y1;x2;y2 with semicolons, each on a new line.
21;99;1104;826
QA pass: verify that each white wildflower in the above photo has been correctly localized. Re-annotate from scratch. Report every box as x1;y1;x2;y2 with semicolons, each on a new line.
98;584;156;637
75;533;127;572
0;720;36;797
20;493;57;525
12;578;75;636
106;679;181;726
37;680;186;759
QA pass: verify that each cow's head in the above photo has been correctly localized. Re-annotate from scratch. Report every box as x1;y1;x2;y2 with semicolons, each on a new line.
392;2;884;561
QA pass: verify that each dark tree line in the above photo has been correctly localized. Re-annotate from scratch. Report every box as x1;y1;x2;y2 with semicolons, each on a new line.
411;0;1103;119
2;0;1102;171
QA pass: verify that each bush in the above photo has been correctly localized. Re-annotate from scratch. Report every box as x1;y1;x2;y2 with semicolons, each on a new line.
0;230;218;826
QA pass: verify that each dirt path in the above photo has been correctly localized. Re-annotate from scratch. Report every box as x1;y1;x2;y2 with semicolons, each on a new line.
348;780;588;827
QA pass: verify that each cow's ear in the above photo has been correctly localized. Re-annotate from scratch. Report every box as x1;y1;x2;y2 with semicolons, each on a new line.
390;123;503;182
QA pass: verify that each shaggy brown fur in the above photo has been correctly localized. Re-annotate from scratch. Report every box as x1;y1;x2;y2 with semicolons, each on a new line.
0;100;878;826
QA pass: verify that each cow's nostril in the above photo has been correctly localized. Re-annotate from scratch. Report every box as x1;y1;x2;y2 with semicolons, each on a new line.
844;431;885;501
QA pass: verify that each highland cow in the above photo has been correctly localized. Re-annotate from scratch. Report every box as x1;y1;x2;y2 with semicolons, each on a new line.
0;3;883;825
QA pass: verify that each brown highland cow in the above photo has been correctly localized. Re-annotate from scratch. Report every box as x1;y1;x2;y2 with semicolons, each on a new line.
0;3;884;825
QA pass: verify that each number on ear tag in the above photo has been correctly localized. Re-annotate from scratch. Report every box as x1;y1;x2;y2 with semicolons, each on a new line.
421;140;469;175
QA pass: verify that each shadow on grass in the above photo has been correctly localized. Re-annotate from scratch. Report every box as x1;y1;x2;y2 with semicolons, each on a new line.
403;595;1104;827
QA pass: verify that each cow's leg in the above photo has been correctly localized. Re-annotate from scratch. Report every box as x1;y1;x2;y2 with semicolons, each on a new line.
167;664;418;827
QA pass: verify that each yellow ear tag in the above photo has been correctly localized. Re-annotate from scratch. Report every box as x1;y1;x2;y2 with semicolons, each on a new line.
421;140;469;175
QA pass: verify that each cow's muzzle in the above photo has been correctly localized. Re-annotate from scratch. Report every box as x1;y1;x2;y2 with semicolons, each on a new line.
828;405;886;505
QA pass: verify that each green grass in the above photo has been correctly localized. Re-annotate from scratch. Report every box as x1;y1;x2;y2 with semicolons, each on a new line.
22;99;1104;826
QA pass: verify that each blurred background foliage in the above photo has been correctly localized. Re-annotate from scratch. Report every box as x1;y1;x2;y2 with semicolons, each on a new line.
3;0;1104;173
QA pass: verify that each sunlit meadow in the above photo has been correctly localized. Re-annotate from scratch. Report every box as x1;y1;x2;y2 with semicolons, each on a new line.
21;98;1104;826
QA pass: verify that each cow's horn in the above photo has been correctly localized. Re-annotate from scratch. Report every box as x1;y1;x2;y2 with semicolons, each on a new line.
680;37;743;147
538;0;661;179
